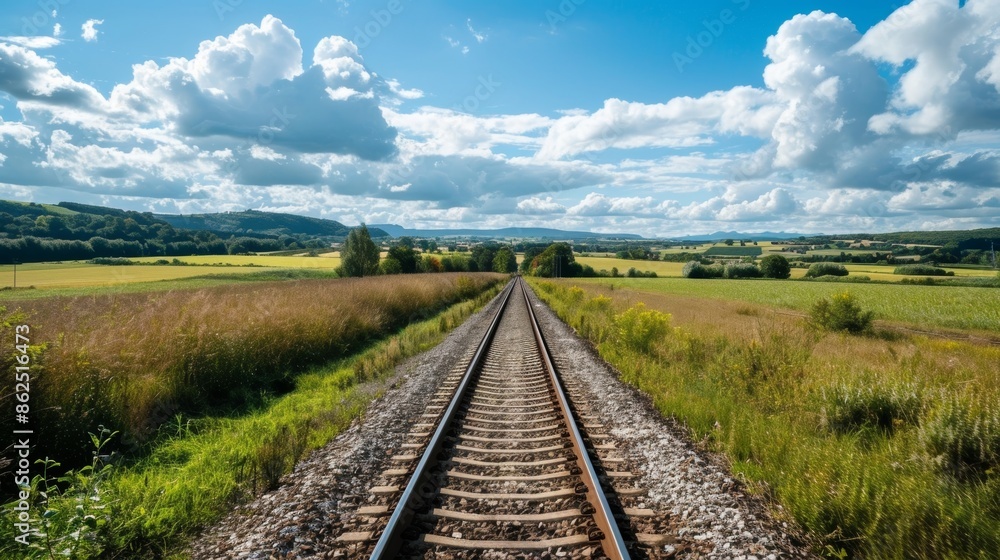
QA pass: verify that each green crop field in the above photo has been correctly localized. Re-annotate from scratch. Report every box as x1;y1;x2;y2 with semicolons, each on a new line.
703;246;763;257
573;277;1000;332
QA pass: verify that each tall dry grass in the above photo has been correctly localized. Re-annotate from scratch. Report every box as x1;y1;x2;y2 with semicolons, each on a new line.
1;273;503;467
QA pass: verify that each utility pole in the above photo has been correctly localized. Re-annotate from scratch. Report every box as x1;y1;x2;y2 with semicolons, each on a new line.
991;242;997;269
12;260;16;289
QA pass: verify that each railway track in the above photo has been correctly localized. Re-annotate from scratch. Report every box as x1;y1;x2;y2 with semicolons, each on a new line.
338;278;670;559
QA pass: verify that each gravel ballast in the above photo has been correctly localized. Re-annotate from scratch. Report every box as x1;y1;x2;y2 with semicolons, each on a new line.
191;282;815;559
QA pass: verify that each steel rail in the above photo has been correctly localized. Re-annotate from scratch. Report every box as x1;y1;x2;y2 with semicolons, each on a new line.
368;278;516;560
519;276;632;560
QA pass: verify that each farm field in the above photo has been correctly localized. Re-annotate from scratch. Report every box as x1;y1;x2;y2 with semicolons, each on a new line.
575;256;685;276
575;255;994;283
573;276;1000;332
131;254;341;268
0;261;270;290
0;254;344;291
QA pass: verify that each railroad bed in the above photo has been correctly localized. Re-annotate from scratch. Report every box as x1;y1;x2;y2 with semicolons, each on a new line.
341;278;671;559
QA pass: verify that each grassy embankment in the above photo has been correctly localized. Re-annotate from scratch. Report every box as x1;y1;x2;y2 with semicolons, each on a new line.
1;273;505;558
529;278;999;559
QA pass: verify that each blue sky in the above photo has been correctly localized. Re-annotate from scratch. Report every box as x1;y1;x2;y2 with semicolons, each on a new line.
1;0;998;236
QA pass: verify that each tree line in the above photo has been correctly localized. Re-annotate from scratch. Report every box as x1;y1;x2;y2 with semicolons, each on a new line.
337;226;521;277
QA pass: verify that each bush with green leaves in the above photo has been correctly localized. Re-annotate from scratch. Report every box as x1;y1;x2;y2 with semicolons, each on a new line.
682;260;724;278
809;291;874;334
893;264;953;276
613;303;672;353
805;262;849;278
11;427;118;559
920;396;1000;480
724;262;762;279
759;254;791;279
822;383;922;434
625;267;658;278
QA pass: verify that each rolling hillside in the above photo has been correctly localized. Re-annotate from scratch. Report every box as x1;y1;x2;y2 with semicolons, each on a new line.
157;210;387;238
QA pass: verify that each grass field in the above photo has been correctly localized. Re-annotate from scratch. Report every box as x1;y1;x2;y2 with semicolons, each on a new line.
530;279;1000;559
574;277;1000;332
573;255;995;284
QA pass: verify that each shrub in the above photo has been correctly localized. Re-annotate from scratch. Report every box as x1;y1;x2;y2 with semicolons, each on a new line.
625;267;657;278
920;396;1000;480
822;383;922;434
378;257;402;275
893;264;953;276
759;254;791;279
805;262;849;278
88;257;135;266
809;291;874;334
682;260;724;278
724;262;762;279
613;303;671;353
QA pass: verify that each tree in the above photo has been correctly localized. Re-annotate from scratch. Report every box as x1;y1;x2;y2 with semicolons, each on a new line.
531;243;582;277
520;247;543;274
759;254;791;279
337;224;380;277
387;243;418;273
493;247;517;273
471;242;500;272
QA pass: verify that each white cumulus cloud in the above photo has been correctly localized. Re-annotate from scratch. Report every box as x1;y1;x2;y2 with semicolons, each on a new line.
81;19;103;42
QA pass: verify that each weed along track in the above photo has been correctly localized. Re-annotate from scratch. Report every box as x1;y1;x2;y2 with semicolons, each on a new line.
342;278;670;559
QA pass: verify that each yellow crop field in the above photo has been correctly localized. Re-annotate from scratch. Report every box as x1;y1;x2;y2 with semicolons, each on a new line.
0;262;267;289
131;255;341;268
574;256;686;276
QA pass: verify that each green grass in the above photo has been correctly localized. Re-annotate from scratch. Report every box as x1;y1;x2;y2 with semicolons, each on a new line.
703;246;763;257
529;279;1000;559
574;277;1000;332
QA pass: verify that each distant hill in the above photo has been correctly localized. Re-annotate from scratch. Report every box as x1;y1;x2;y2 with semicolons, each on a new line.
668;230;816;242
0;199;375;263
157;210;387;238
858;228;1000;250
371;224;643;240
